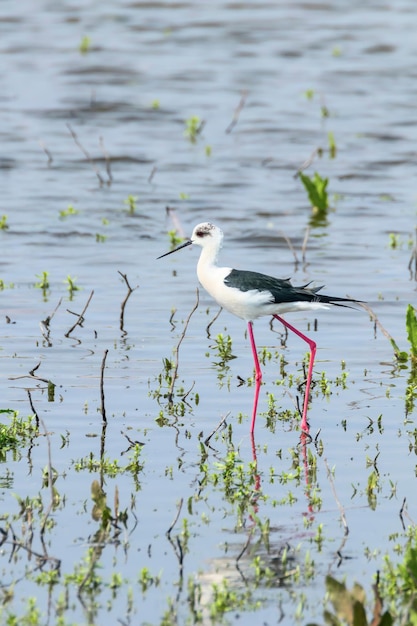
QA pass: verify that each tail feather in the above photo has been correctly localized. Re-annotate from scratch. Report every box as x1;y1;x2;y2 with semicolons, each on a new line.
295;283;363;308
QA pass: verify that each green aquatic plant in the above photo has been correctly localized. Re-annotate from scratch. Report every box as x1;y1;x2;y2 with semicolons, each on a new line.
79;35;92;54
138;567;161;593
35;271;49;290
59;204;79;219
380;526;417;622
35;271;50;300
65;275;79;299
391;304;417;365
328;131;337;158
209;579;257;619
299;171;329;214
184;115;204;142
388;232;401;249
311;575;394;626
0;214;9;230
168;229;183;248
0;279;15;290
124;194;138;215
212;333;235;366
73;445;144;480
0;410;38;456
406;304;417;362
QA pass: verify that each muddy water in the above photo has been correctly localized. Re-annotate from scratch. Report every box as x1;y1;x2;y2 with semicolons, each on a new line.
1;1;416;624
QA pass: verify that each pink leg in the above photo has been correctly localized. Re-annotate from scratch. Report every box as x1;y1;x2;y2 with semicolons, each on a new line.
247;321;262;434
273;314;316;434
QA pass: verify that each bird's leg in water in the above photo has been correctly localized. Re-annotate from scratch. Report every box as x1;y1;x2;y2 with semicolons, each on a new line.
273;314;315;434
247;321;262;434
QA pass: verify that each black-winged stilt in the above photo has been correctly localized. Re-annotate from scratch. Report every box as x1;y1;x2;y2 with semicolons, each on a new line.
158;222;360;435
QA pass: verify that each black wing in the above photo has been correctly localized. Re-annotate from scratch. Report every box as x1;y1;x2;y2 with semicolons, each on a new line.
225;269;360;307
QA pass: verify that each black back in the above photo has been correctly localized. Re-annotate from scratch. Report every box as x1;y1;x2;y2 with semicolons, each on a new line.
224;269;359;306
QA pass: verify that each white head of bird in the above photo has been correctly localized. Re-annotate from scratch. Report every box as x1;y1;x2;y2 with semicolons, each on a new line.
158;222;246;318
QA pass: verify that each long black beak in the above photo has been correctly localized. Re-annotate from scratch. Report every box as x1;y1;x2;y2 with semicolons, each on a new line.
157;239;193;259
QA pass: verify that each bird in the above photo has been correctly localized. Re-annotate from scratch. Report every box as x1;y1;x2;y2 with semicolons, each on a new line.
158;222;361;435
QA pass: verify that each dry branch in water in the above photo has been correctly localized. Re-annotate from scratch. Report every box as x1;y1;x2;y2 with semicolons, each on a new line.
294;148;321;178
67;123;105;186
99;135;113;185
40;297;63;345
168;288;200;404
100;349;109;424
27;390;40;428
38;140;53;166
65;290;94;337
226;90;248;133
118;271;139;335
148;165;157;183
204;412;229;446
358;301;396;344
280;231;299;266
165;205;186;238
408;227;417;281
205;306;222;338
301;226;310;264
166;498;183;537
324;457;349;537
10;362;53;387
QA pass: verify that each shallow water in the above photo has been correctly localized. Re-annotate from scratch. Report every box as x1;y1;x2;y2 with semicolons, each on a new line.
1;1;417;624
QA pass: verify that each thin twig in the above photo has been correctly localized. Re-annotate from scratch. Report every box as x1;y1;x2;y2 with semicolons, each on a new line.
168;289;199;404
166;498;184;537
399;497;415;530
121;431;145;453
226;90;248;134
38;140;53;166
294;148;320;178
100;349;109;424
65;290;94;337
165;206;186;238
148;166;157;183
39;418;55;538
27;390;40;428
3;524;60;571
206;306;222;338
169;308;177;331
118;271;139;335
181;380;195;404
204;412;230;446
67;123;105;186
301;226;310;265
358;301;396;344
40;297;63;345
235;526;255;563
399;497;407;531
408;227;417;280
324;457;349;536
10;362;51;386
279;231;299;266
100;420;107;483
99;135;113;185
